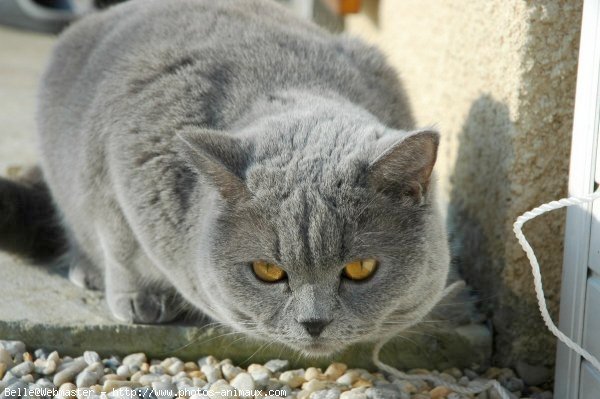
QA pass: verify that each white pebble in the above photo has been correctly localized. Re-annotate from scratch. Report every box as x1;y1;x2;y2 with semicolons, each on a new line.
200;365;222;384
57;382;77;399
340;391;367;399
54;361;87;387
230;372;254;394
116;365;131;378
247;364;271;385
76;370;99;388
221;364;243;381
167;361;184;376
197;356;218;367
122;354;146;367
337;371;360;386
139;374;161;385
311;388;341;399
209;380;237;398
0;341;26;356
83;352;101;366
264;360;289;373
279;369;305;389
9;361;33;377
151;381;177;399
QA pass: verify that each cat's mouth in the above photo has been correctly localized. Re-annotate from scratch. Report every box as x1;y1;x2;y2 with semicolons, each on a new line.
294;339;342;357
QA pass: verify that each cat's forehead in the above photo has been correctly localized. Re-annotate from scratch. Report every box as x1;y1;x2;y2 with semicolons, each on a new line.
245;127;372;193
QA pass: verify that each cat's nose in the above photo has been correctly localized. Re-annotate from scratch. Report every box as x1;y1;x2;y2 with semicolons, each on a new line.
300;319;331;337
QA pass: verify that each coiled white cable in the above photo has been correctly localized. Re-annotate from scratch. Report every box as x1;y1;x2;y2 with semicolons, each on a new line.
373;191;600;398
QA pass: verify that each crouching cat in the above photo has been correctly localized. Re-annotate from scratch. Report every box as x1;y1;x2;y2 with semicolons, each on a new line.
2;0;450;355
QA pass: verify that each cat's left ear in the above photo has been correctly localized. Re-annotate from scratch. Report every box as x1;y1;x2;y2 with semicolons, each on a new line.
177;129;252;202
368;130;439;203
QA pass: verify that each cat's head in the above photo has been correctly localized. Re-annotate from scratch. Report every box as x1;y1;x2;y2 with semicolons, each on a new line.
178;99;450;356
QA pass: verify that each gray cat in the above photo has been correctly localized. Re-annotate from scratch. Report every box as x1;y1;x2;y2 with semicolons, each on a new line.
4;0;450;355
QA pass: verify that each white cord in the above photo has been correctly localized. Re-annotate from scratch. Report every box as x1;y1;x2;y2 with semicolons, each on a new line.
372;191;600;398
513;191;600;373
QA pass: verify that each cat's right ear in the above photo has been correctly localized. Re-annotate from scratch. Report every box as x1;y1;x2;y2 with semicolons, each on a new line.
367;130;439;204
176;130;252;202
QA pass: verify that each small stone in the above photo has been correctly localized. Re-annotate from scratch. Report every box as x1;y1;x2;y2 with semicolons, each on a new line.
305;368;325;381
83;352;101;366
192;377;207;387
54;362;88;387
221;364;242;381
230;373;254;396
189;371;205;379
500;376;524;392
184;362;199;372
299;379;329;398
310;388;341;399
200;365;222;384
122;354;146;368
138;374;161;385
0;350;14;369
324;364;347;381
2;380;28;399
76;370;99;388
57;382;78;399
0;341;26;357
443;368;463;380
430;386;452;399
352;380;372;389
116;365;132;378
47;351;60;363
167;361;184;376
339;391;367;399
336;371;359;386
9;361;34;377
100;374;126;384
264;360;289;374
209;380;237;398
149;365;164;375
141;364;150;373
392;381;416;394
103;380;142;392
364;387;399;399
20;374;34;383
439;373;457;384
279;369;305;389
515;362;551;386
197;356;218;367
34;349;49;360
247;364;271;385
151;381;177;399
458;376;469;386
463;370;478;380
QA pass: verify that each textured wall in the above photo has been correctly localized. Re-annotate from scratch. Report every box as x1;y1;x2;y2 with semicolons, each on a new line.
346;0;582;369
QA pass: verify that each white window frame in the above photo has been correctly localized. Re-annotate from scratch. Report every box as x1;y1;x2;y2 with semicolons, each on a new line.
554;0;600;398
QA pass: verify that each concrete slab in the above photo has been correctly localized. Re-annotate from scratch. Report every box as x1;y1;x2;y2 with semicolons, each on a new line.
0;25;491;370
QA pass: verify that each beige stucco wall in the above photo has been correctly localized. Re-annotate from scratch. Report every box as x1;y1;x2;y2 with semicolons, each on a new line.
346;0;582;368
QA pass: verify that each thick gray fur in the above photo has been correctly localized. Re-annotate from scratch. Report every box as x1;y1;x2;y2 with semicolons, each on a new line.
37;0;450;355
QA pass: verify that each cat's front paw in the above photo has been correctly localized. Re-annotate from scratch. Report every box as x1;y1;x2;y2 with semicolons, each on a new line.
107;290;180;324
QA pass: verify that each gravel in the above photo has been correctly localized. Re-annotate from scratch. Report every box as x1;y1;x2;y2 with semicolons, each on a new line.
0;340;552;399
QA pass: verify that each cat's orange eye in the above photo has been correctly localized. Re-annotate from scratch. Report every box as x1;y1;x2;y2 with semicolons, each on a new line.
252;260;286;283
343;259;378;281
